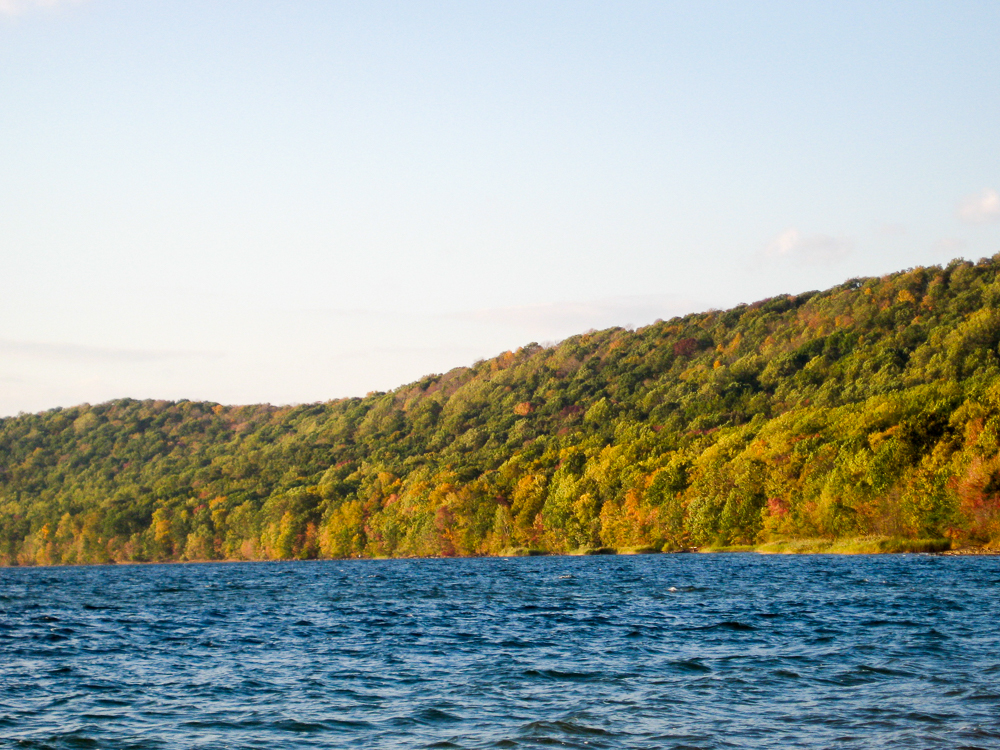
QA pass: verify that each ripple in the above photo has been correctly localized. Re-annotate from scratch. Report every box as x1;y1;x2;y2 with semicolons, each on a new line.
0;555;998;748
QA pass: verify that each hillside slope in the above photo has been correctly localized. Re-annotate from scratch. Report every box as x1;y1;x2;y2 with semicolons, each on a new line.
4;257;1000;564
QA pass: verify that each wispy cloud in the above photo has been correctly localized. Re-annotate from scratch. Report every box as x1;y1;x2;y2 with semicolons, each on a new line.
932;237;968;255
0;0;84;16
874;223;907;238
331;344;485;361
451;294;706;336
0;339;218;363
762;228;853;265
957;188;1000;224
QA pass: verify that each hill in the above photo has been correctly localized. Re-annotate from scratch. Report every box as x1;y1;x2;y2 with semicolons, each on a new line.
4;257;1000;565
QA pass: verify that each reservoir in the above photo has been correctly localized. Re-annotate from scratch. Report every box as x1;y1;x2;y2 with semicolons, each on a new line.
1;554;998;749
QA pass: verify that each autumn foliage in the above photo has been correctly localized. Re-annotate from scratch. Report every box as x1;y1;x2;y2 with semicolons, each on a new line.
5;257;1000;564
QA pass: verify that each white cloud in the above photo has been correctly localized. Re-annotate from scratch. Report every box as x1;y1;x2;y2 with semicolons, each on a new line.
957;189;1000;224
0;0;84;16
762;228;853;265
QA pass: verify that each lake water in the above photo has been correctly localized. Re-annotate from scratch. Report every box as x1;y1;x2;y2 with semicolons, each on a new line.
1;554;999;749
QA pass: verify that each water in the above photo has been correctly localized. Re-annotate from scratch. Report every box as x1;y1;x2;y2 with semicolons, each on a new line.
1;554;999;749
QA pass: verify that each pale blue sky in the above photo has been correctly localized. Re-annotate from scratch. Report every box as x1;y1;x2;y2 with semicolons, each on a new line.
1;0;998;415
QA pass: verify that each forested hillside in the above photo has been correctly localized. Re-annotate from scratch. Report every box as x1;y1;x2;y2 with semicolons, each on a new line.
5;257;1000;564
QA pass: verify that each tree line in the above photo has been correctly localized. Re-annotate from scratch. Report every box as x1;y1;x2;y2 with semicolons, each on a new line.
4;257;1000;564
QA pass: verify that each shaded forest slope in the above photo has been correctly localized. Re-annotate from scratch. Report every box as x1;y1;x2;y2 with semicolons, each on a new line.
5;257;1000;564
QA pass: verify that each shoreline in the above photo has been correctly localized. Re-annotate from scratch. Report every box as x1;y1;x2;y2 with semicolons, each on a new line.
3;539;999;569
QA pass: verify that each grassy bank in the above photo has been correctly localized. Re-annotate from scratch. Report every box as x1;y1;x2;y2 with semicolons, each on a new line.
700;537;953;554
498;536;958;557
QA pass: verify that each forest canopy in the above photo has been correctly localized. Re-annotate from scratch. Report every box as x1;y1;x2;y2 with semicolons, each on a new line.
4;257;1000;565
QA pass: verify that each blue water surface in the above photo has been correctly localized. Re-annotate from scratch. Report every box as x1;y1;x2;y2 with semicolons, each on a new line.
1;554;999;749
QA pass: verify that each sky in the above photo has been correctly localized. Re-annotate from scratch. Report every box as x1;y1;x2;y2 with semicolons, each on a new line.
1;0;998;416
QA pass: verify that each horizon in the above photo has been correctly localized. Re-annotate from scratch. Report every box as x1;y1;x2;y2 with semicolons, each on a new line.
2;1;998;417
